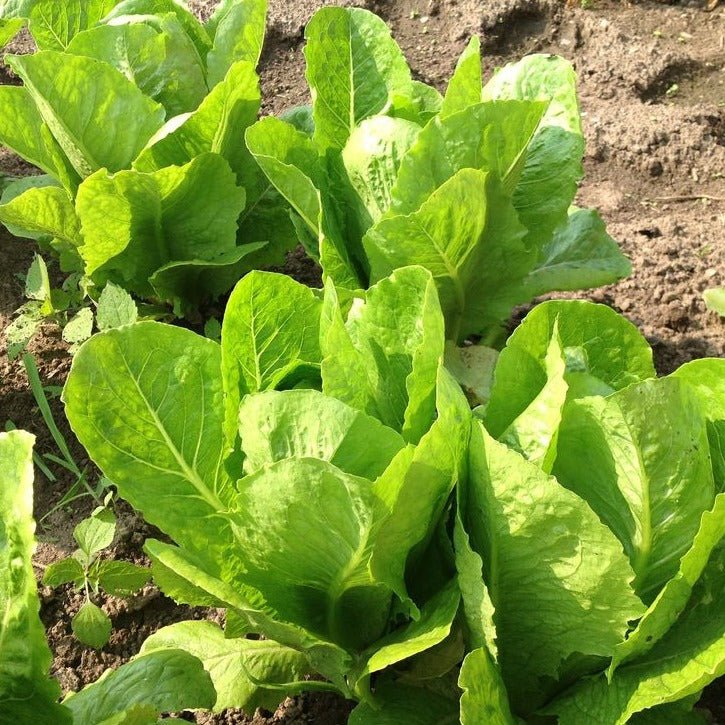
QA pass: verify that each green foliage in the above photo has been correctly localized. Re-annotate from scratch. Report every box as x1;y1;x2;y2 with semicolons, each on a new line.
64;266;468;706
0;430;71;723
247;7;630;342
0;430;212;721
0;0;291;319
704;287;725;316
63;267;724;721
43;505;150;649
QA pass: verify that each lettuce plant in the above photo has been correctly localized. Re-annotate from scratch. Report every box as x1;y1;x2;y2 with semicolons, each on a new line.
350;302;724;723
63;265;470;710
0;0;294;316
0;429;216;722
246;7;631;343
448;301;725;723
62;264;724;721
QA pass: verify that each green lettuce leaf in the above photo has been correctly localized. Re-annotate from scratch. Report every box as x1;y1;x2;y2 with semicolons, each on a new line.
0;431;72;723
523;207;631;297
75;153;245;301
227;457;391;652
143;538;352;688
103;0;211;64
459;647;515;725
371;367;470;609
321;266;444;442
546;546;724;724
484;300;656;437
63;323;236;572
0;86;76;181
352;579;460;688
341;115;421;228
135;59;260;182
304;7;413;153
390;100;546;215
140;620;311;712
149;243;267;317
206;0;266;86
238;389;405;479
0;184;80;265
0;16;23;46
497;323;567;472
464;420;645;712
439;36;482;118
365;169;529;343
7;51;165;177
66;13;207;116
349;681;458;724
245;116;326;242
483;54;584;250
609;493;724;673
672;358;725;490
27;0;118;51
553;377;717;601
245;115;356;278
221;270;323;441
62;650;216;724
453;509;497;656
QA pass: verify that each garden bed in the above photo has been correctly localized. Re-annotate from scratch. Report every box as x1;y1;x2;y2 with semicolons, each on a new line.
0;0;723;722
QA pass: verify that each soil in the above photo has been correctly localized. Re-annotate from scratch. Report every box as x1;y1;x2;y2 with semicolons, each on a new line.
0;0;723;723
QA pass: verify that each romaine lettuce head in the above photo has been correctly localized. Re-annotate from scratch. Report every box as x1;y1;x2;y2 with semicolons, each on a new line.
0;0;295;317
448;300;724;721
246;7;630;343
64;265;469;706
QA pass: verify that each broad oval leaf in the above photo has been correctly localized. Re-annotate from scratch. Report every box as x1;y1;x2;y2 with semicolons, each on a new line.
66;14;207;117
62;649;216;724
304;7;413;153
238;389;405;479
484;299;656;438
63;322;235;572
140;620;312;713
0;86;73;180
72;601;112;649
7;51;165;177
73;507;116;557
221;270;323;443
553;377;717;601
546;547;725;725
229;457;391;652
464;421;645;712
28;0;119;51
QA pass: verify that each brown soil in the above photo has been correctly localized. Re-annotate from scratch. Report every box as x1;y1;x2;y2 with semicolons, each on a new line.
0;0;722;723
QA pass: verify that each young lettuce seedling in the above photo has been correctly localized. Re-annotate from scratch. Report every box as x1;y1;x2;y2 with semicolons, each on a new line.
42;503;150;649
